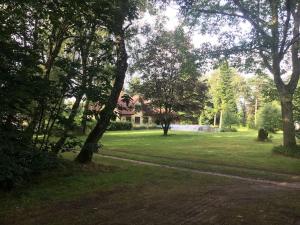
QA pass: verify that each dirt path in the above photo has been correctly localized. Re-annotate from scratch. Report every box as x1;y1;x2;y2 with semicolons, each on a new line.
100;154;300;189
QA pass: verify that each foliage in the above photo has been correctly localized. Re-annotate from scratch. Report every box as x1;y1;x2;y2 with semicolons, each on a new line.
61;137;84;152
246;114;256;129
199;106;215;125
75;0;148;163
219;62;238;112
257;102;282;133
132;21;208;135
127;76;141;96
0;124;61;190
206;62;239;128
107;121;133;131
0;0;118;152
222;108;239;128
219;127;237;132
0;145;60;191
0;0;148;165
176;0;300;147
273;145;300;158
132;125;160;130
293;85;300;122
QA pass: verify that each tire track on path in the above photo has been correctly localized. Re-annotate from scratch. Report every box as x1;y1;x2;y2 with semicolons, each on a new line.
100;154;300;189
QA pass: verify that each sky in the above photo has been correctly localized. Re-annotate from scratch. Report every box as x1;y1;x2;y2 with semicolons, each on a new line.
126;3;255;86
138;4;218;48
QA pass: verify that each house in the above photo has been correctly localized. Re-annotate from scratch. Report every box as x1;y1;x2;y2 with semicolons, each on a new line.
116;95;157;127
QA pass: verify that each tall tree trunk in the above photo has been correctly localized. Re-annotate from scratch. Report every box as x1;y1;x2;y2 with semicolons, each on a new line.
254;98;258;127
280;94;296;148
75;29;128;164
213;114;217;127
163;122;170;136
219;110;223;129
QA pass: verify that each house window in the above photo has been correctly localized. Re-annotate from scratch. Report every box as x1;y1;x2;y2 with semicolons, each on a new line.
135;117;140;124
143;116;149;124
126;116;131;122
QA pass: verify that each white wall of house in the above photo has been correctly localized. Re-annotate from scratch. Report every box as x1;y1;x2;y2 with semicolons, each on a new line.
118;111;155;127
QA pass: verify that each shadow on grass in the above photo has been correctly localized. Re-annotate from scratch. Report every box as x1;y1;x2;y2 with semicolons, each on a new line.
273;145;300;158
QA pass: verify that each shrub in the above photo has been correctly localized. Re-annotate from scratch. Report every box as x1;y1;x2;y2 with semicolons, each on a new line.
273;145;300;158
222;109;239;128
0;148;61;191
246;114;256;129
220;127;237;132
0;125;61;191
107;121;132;131
257;128;268;141
132;125;160;130
60;137;83;152
257;101;282;133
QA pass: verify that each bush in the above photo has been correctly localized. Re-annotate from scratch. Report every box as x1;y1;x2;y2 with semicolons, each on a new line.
257;101;282;133
257;128;268;141
222;109;239;128
107;121;132;131
220;127;237;132
132;125;160;130
0;148;61;191
273;145;300;158
246;114;256;129
0;125;61;191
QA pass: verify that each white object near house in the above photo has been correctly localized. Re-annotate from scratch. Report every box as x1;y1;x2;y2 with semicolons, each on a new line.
170;124;218;132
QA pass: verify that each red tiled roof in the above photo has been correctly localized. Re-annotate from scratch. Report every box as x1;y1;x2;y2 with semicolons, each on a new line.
117;94;156;116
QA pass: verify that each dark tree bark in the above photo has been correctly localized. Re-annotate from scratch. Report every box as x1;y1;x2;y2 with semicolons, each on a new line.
280;94;296;147
75;29;128;163
162;122;170;136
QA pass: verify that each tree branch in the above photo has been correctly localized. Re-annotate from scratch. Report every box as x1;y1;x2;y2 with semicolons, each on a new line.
279;0;292;60
233;0;271;39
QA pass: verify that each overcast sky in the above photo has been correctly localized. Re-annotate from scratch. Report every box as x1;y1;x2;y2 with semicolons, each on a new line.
124;3;257;88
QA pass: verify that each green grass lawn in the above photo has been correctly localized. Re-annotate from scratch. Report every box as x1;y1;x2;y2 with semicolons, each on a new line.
100;129;300;181
2;152;300;225
2;129;300;225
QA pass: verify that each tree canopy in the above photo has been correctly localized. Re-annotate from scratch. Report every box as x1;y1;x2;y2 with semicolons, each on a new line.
176;0;300;148
132;23;208;135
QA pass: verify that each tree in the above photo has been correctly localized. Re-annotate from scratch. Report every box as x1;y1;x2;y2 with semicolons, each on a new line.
219;62;238;128
52;4;115;153
127;76;141;96
0;0;144;164
257;101;282;133
177;0;300;148
247;73;277;127
132;24;207;135
207;62;238;128
232;73;251;126
75;0;141;163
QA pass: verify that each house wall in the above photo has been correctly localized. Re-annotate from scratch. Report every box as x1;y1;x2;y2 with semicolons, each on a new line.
118;112;155;127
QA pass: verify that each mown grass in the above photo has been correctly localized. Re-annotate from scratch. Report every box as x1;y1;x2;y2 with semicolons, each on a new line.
2;129;300;225
100;129;300;180
0;155;231;218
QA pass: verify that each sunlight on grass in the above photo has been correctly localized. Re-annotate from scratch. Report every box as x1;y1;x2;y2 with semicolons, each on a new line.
101;129;300;177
